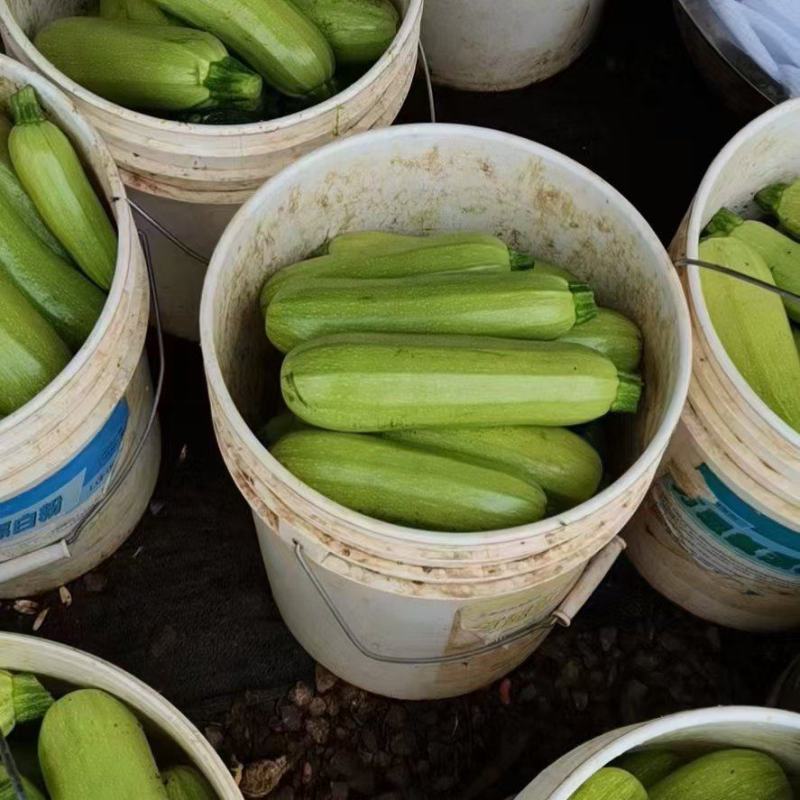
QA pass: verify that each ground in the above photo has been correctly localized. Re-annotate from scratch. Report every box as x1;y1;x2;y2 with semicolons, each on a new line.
2;0;800;798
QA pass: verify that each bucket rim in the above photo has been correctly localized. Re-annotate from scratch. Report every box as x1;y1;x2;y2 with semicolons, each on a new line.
533;705;800;799
0;632;240;798
686;97;800;450
0;0;423;138
0;54;140;437
200;122;693;549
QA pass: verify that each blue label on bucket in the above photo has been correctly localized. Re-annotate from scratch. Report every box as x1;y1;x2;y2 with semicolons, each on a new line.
0;401;129;546
663;463;800;578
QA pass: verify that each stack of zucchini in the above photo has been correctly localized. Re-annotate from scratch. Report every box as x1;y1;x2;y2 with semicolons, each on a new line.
1;670;217;800
701;176;800;432
260;231;645;533
34;0;401;123
0;86;115;419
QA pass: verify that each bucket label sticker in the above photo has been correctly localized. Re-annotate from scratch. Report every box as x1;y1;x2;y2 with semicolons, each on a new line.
0;401;129;554
653;463;800;583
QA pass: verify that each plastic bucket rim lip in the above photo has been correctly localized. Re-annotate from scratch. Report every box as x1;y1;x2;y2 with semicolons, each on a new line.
686;96;800;450
0;631;240;796
200;122;693;550
0;55;139;438
541;705;800;799
0;0;423;138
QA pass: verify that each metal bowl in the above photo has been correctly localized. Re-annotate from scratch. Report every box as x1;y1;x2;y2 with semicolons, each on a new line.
674;0;791;117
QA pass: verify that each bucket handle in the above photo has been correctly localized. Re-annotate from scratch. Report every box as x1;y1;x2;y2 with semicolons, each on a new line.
0;727;28;800
676;257;800;303
292;537;624;665
0;232;165;589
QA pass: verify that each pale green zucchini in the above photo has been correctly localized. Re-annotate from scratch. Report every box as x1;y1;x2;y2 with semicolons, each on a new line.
0;269;71;416
266;271;596;352
151;0;336;98
100;0;173;23
271;430;547;531
291;0;399;64
281;333;642;431
163;765;217;800
39;689;169;800
569;767;647;800
36;18;263;113
258;411;307;446
756;179;800;239
326;230;534;269
385;425;603;513
558;308;643;372
10;86;117;290
533;259;580;282
699;236;800;431
649;749;792;800
260;242;514;309
705;207;800;321
614;750;685;788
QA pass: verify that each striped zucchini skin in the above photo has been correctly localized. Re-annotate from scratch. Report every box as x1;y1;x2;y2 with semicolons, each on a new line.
0;189;105;352
613;751;685;789
700;236;800;431
266;271;595;352
281;333;641;431
558;308;642;372
10;87;118;290
261;242;513;309
570;768;648;800
162;766;216;800
0;271;71;416
152;0;336;98
35;18;263;113
100;0;172;23
291;0;399;64
271;430;547;531
385;426;603;513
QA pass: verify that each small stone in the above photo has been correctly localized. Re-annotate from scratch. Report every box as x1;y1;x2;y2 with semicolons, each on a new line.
302;761;313;785
83;571;108;593
239;757;289;799
13;599;39;615
280;704;303;732
58;585;73;607
329;749;361;779
305;717;330;745
384;705;408;730
307;696;327;717
360;727;379;753
599;626;618;652
288;682;313;709
390;731;416;757
325;695;341;717
315;664;339;694
32;607;49;632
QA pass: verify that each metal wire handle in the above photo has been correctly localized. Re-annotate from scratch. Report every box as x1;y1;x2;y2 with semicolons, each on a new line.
0;729;27;800
128;198;209;265
675;257;800;303
417;43;437;123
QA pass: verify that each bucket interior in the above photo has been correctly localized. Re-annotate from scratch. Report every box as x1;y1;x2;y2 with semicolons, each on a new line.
205;125;689;529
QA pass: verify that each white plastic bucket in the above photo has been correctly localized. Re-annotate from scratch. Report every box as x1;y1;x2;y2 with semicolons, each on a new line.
0;55;160;599
420;0;607;91
626;99;800;632
518;706;800;798
0;633;239;799
0;0;424;341
200;123;692;700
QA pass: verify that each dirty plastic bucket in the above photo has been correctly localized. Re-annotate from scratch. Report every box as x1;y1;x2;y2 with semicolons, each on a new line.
0;633;239;799
0;0;424;341
626;99;800;632
200;123;692;701
0;55;160;599
421;0;607;91
517;706;800;798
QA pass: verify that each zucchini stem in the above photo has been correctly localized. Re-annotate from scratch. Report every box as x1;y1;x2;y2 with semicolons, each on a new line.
570;282;597;325
756;183;788;216
510;250;535;270
203;56;263;109
611;372;643;414
703;207;744;239
9;86;47;126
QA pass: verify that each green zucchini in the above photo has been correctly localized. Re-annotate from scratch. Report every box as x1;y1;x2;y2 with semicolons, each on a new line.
0;113;71;260
11;673;53;725
326;230;534;270
39;689;169;800
794;326;800;354
257;411;307;447
613;750;685;788
10;87;118;290
569;768;647;800
261;242;514;309
0;269;71;416
151;0;336;99
100;0;173;23
533;259;579;282
163;765;217;800
281;332;643;431
266;271;596;352
0;187;105;352
385;425;602;513
558;308;643;372
272;430;547;531
649;749;792;800
36;18;263;113
705;207;800;321
0;770;46;800
756;180;800;239
699;236;800;431
0;672;12;736
291;0;399;64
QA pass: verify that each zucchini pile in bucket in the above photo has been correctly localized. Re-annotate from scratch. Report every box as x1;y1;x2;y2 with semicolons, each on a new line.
259;231;645;533
0;669;217;799
701;175;800;432
0;86;115;419
34;0;401;123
